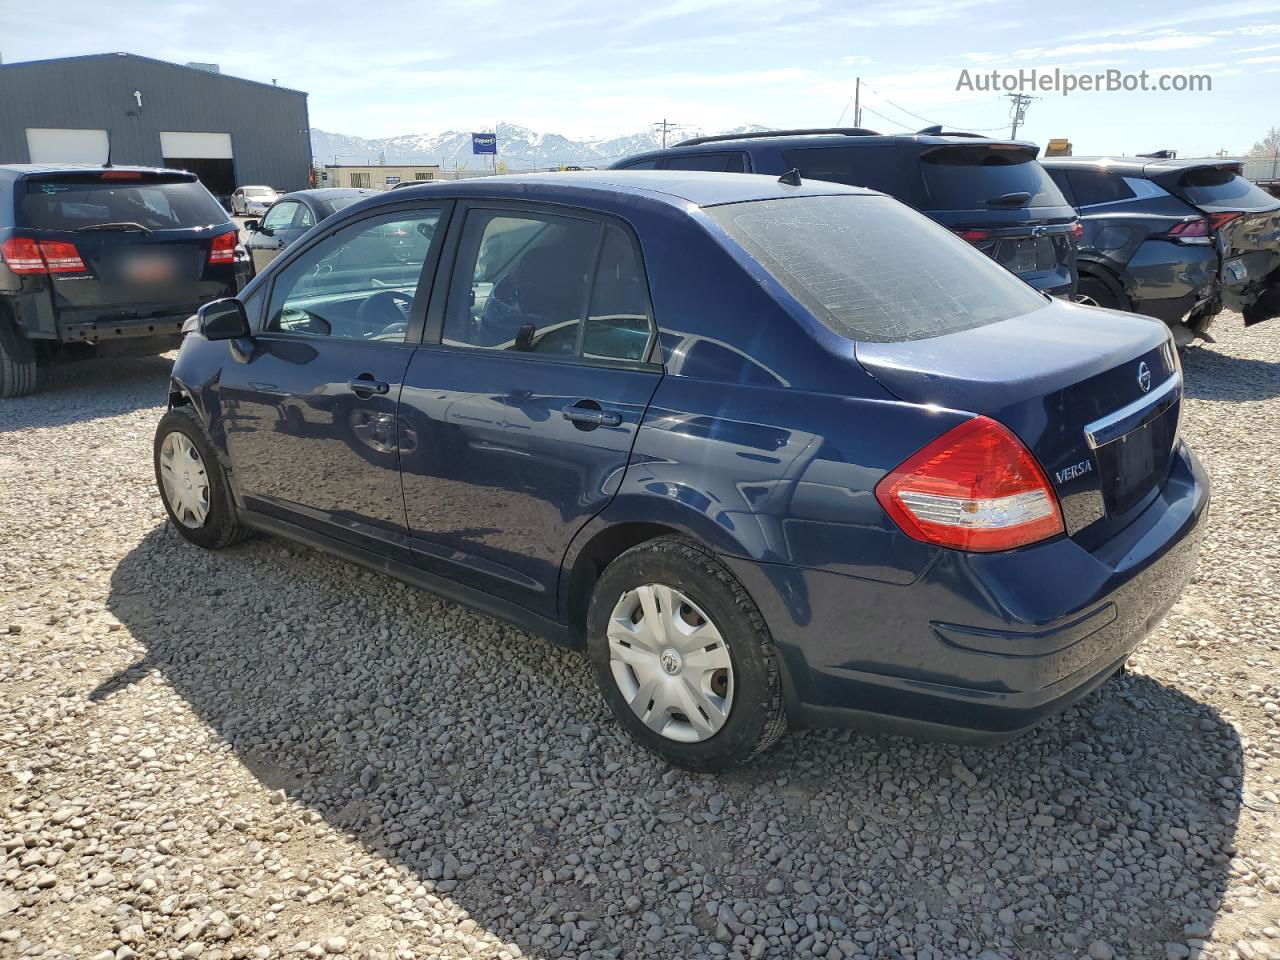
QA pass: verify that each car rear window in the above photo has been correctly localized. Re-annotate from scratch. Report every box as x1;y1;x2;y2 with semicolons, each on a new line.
320;194;368;216
705;194;1047;343
919;145;1066;210
19;176;229;231
1175;168;1279;210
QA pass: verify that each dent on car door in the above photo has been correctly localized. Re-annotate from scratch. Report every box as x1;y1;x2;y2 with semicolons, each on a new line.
216;204;450;550
398;207;662;616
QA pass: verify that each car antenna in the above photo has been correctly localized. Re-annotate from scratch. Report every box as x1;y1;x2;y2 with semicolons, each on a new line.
778;168;802;186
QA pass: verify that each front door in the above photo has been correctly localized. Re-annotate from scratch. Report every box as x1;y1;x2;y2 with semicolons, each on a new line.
399;206;662;617
247;199;314;273
218;204;449;552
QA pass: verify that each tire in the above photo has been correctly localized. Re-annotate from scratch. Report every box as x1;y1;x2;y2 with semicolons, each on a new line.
0;314;38;398
586;537;788;771
153;406;250;549
1075;275;1128;312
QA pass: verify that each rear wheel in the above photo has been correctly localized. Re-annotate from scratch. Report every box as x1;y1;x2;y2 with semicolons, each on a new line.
154;407;249;549
586;537;788;771
1075;275;1127;312
0;314;38;398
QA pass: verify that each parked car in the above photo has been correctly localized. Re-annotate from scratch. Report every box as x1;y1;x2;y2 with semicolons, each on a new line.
243;188;377;273
611;127;1081;298
0;164;249;397
153;171;1207;770
1043;156;1280;341
229;185;281;217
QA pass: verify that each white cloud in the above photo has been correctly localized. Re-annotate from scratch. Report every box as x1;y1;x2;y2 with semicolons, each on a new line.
1242;54;1280;62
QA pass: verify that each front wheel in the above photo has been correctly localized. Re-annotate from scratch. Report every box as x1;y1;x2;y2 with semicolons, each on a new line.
1074;276;1127;312
586;537;788;771
154;407;249;549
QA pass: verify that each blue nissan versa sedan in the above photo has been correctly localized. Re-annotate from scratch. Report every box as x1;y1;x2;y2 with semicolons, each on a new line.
153;171;1209;770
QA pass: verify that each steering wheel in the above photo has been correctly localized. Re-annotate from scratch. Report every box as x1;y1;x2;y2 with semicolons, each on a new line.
357;290;414;339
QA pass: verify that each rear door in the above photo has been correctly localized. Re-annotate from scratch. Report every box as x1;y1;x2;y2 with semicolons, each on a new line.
398;203;663;617
12;171;241;332
218;203;450;553
915;143;1079;296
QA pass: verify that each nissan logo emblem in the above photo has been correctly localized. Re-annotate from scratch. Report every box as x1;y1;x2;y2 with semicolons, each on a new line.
1137;361;1152;393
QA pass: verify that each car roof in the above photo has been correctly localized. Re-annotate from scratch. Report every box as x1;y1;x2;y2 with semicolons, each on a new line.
615;131;1038;166
0;163;197;182
361;170;875;211
1041;156;1243;176
279;188;375;202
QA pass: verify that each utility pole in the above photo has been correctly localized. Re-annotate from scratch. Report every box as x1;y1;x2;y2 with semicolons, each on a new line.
1006;93;1037;139
653;119;680;148
853;77;861;127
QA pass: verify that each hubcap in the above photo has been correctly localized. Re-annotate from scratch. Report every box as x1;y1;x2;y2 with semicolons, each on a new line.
607;584;734;743
1074;293;1100;307
158;431;211;529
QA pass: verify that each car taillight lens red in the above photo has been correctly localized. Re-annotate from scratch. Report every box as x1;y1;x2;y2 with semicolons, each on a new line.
1206;211;1242;232
1;237;85;274
208;231;238;265
1167;218;1210;240
1071;222;1084;241
875;416;1065;552
38;241;86;273
953;228;993;244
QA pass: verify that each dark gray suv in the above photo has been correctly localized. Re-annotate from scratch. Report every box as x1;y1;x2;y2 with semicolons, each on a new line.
612;127;1081;298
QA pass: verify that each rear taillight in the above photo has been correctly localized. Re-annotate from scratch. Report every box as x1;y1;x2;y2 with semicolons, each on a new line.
953;228;993;245
38;241;86;273
1164;219;1212;245
0;237;46;274
1206;211;1242;232
1071;222;1084;242
208;231;238;265
875;416;1065;552
1;237;85;274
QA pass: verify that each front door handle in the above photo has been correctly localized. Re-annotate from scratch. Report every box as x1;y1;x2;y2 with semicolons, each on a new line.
348;375;390;397
562;402;622;429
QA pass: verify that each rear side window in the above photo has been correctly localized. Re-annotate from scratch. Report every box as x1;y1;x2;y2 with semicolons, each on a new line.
19;176;228;230
618;159;660;170
706;194;1047;343
664;153;747;173
1176;168;1278;209
1066;170;1136;206
919;146;1067;210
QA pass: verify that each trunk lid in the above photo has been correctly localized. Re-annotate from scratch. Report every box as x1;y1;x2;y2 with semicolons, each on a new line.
15;170;239;324
856;299;1180;547
917;143;1079;292
1150;163;1280;322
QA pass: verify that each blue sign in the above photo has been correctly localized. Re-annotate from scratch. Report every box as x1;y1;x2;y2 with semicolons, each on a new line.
472;132;497;155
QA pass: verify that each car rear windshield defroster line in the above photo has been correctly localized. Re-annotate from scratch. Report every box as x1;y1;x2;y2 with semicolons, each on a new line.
707;194;1048;343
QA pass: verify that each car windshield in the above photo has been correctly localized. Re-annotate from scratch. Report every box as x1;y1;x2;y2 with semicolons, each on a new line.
706;194;1048;343
919;145;1066;210
19;176;230;230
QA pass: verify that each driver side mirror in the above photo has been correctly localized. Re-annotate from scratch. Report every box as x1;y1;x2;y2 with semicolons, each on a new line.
243;219;260;233
198;298;251;341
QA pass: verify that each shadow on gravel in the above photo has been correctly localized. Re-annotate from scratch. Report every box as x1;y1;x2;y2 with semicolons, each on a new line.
105;524;1243;960
0;353;173;433
1181;343;1280;402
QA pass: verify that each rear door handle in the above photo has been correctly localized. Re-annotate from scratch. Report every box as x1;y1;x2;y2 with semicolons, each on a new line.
562;403;622;428
348;375;390;397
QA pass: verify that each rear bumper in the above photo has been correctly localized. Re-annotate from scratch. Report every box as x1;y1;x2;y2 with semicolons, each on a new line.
1124;241;1218;325
724;442;1210;743
58;314;187;343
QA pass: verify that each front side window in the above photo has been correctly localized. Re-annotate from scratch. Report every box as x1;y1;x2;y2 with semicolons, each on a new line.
442;210;652;362
261;201;299;231
265;210;441;342
706;194;1047;343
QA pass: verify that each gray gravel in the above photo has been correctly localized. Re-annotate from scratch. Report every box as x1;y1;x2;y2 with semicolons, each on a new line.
1;315;1279;960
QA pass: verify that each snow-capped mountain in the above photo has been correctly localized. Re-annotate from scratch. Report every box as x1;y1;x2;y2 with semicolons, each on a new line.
311;122;772;169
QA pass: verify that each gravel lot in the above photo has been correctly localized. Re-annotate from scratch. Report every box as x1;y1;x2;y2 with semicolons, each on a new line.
1;315;1278;960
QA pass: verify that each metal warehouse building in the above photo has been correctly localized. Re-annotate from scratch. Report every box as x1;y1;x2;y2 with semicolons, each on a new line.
0;53;311;197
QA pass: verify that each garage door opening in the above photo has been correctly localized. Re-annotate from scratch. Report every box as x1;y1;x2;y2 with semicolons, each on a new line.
159;132;236;201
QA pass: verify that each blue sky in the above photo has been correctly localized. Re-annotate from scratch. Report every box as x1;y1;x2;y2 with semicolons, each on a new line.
2;0;1278;155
